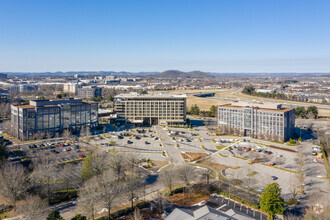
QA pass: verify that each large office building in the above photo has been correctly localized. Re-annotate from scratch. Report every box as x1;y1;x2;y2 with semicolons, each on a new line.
218;101;295;141
114;92;186;126
11;84;38;93
11;98;98;140
77;86;102;99
63;83;79;94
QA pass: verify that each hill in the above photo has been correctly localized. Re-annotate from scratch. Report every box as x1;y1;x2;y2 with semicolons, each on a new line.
151;70;215;78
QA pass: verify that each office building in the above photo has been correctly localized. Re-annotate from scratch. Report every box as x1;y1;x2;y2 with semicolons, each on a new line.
0;89;10;103
218;101;295;141
0;73;7;80
63;83;79;94
77;86;102;99
114;92;186;126
11;84;38;93
11;98;98;140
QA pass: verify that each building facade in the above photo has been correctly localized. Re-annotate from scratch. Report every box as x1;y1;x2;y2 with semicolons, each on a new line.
63;83;79;94
0;89;10;103
11;84;38;93
11;98;98;140
114;92;186;126
77;86;102;99
218;101;295;141
0;73;7;80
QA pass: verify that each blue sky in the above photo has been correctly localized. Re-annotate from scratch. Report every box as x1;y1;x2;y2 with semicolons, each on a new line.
0;0;329;73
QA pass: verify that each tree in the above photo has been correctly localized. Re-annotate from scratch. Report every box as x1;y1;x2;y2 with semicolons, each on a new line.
81;152;93;181
78;177;100;220
17;195;49;220
306;106;318;119
160;168;177;193
97;171;122;220
124;175;143;209
152;191;169;216
189;104;200;115
47;209;63;220
60;164;77;195
200;165;213;185
32;154;57;202
295;107;306;118
259;183;285;219
210;105;216;117
295;151;306;194
71;214;87;220
0;140;8;165
109;154;127;180
0;163;30;210
177;165;195;201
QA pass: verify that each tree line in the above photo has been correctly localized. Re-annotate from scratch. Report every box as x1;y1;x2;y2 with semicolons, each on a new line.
188;104;216;117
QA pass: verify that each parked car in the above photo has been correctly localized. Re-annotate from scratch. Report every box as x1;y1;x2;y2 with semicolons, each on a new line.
271;176;278;180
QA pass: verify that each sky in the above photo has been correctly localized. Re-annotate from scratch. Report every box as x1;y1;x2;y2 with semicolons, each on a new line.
0;0;329;73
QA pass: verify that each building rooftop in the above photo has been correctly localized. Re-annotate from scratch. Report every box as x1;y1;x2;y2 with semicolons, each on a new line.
115;92;186;99
220;101;293;112
14;98;96;109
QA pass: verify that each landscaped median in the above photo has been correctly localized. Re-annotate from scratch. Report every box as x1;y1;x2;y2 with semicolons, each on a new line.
321;146;330;183
260;163;297;174
56;158;84;165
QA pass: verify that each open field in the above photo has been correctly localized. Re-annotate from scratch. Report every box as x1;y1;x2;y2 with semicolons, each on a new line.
155;89;330;117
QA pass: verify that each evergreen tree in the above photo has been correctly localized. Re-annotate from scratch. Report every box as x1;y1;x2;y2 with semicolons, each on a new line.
259;183;285;219
47;210;63;220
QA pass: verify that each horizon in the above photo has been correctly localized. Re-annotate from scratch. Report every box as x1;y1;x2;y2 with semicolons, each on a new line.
1;0;330;72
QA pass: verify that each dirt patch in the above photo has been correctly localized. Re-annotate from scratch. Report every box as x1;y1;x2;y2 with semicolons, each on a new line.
180;152;208;162
142;160;169;172
166;192;209;206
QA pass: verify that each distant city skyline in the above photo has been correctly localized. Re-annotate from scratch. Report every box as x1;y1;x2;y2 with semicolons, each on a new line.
1;0;329;73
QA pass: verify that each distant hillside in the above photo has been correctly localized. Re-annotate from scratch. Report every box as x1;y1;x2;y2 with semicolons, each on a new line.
151;70;215;78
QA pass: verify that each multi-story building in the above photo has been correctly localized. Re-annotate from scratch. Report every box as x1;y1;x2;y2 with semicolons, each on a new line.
11;84;38;93
63;83;79;94
11;98;98;140
0;89;10;103
77;86;102;99
0;73;7;80
114;92;186;126
218;101;295;141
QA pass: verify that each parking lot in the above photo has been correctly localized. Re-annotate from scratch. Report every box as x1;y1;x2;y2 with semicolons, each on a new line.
207;195;268;220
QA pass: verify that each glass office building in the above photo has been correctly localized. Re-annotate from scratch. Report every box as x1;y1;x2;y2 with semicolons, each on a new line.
11;98;98;140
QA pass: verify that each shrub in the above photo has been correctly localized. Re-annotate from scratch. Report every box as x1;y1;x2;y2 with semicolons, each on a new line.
170;187;186;195
71;214;87;220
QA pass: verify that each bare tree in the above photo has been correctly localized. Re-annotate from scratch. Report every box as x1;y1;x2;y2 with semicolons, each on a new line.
200;167;213;185
0;163;30;210
32;153;57;203
78;177;100;220
17;195;49;219
109;154;127;180
152;191;169;216
124;175;143;209
60;164;78;195
97;171;123;220
160;168;177;193
295;151;306;194
62;128;72;140
131;208;143;220
91;153;110;176
176;165;195;202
